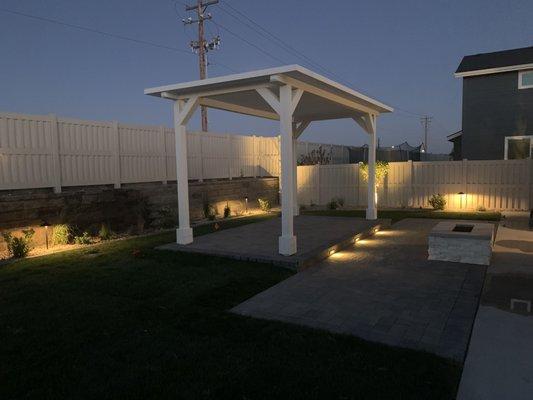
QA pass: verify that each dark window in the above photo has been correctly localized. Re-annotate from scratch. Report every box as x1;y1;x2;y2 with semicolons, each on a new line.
507;138;531;159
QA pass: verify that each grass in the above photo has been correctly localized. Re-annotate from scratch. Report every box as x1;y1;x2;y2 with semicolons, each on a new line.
303;208;501;223
1;214;461;400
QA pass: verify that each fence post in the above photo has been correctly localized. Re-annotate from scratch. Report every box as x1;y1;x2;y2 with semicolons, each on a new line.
462;158;468;210
160;126;167;184
112;121;121;189
408;160;414;207
198;132;204;182
49;114;62;193
252;134;257;178
226;134;232;180
527;158;532;210
316;164;321;205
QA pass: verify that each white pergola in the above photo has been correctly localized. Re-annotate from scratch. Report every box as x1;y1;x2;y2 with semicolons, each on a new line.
145;65;393;256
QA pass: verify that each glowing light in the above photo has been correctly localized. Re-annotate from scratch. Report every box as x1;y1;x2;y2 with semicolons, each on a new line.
329;249;336;255
354;236;360;243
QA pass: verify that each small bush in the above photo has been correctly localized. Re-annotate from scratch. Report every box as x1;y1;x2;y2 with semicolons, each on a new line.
98;224;112;241
203;202;216;220
258;198;271;212
336;197;345;207
74;232;92;245
477;205;487;212
223;204;231;218
429;194;446;210
52;224;71;245
152;207;176;229
2;229;35;258
327;199;338;210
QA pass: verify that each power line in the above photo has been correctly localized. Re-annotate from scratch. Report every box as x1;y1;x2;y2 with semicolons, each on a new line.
0;7;193;54
218;2;429;119
211;20;288;65
0;6;238;73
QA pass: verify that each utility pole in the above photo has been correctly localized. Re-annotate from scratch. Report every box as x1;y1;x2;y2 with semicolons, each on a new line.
420;115;433;152
183;0;220;132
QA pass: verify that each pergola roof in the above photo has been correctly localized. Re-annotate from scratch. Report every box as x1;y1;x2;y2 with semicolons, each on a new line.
144;65;393;122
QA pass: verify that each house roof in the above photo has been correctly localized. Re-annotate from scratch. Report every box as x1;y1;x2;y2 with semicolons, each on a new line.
455;46;533;77
447;130;462;141
145;65;393;123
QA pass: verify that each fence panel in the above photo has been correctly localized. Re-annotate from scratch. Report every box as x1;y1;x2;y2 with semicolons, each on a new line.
296;160;532;211
0;113;56;190
58;117;115;187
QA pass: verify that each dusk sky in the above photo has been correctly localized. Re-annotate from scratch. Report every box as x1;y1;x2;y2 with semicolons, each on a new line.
1;0;532;153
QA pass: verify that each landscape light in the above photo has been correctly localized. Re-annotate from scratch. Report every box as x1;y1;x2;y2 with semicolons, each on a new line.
40;220;50;249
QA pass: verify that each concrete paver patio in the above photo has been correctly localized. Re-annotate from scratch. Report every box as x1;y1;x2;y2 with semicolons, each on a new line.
160;215;387;269
232;218;487;361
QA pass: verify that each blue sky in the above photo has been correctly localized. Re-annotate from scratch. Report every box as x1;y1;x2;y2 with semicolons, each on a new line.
1;0;532;153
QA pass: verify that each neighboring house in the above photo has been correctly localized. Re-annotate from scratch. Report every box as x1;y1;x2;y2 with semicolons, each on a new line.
451;46;533;160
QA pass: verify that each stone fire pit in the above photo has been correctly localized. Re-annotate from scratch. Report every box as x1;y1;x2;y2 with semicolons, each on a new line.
428;221;495;265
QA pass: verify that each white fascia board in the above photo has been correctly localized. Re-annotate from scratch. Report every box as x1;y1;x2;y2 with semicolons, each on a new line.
144;64;393;113
454;63;533;78
144;65;301;95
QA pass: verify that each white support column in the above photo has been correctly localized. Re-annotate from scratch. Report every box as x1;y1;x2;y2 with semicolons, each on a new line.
366;114;378;220
293;136;299;216
279;85;297;255
173;97;199;244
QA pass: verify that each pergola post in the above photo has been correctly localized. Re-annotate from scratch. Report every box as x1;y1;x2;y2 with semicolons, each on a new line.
292;136;299;216
173;97;199;244
278;84;297;255
366;114;378;220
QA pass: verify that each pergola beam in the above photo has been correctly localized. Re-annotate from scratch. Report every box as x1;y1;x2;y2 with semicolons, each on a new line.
271;74;378;116
200;98;279;120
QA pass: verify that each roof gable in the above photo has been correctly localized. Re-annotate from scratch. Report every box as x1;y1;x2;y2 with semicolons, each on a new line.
455;46;533;77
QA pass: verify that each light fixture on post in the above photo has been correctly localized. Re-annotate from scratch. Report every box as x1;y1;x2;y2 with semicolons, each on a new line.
457;191;466;209
244;196;248;214
40;220;50;249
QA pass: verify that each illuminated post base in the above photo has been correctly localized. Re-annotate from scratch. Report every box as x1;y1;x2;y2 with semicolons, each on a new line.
279;235;297;256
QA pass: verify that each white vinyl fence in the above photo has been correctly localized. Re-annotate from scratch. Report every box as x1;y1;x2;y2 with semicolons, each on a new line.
0;112;352;192
297;160;533;211
0;112;277;191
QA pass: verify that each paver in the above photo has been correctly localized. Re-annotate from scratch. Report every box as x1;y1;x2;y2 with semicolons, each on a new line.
232;218;486;361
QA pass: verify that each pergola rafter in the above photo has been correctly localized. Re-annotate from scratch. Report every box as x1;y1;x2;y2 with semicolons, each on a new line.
145;65;393;255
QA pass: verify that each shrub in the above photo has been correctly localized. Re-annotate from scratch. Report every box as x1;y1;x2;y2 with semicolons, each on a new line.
74;232;92;245
327;199;338;210
336;197;345;207
298;145;332;166
258;198;271;212
360;161;390;186
153;207;176;229
223;203;231;218
98;224;112;241
203;202;216;220
52;224;71;245
2;229;35;258
429;194;446;210
477;205;487;212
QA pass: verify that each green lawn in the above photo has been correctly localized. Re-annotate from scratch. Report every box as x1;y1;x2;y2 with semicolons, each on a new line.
1;214;461;400
303;208;501;223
